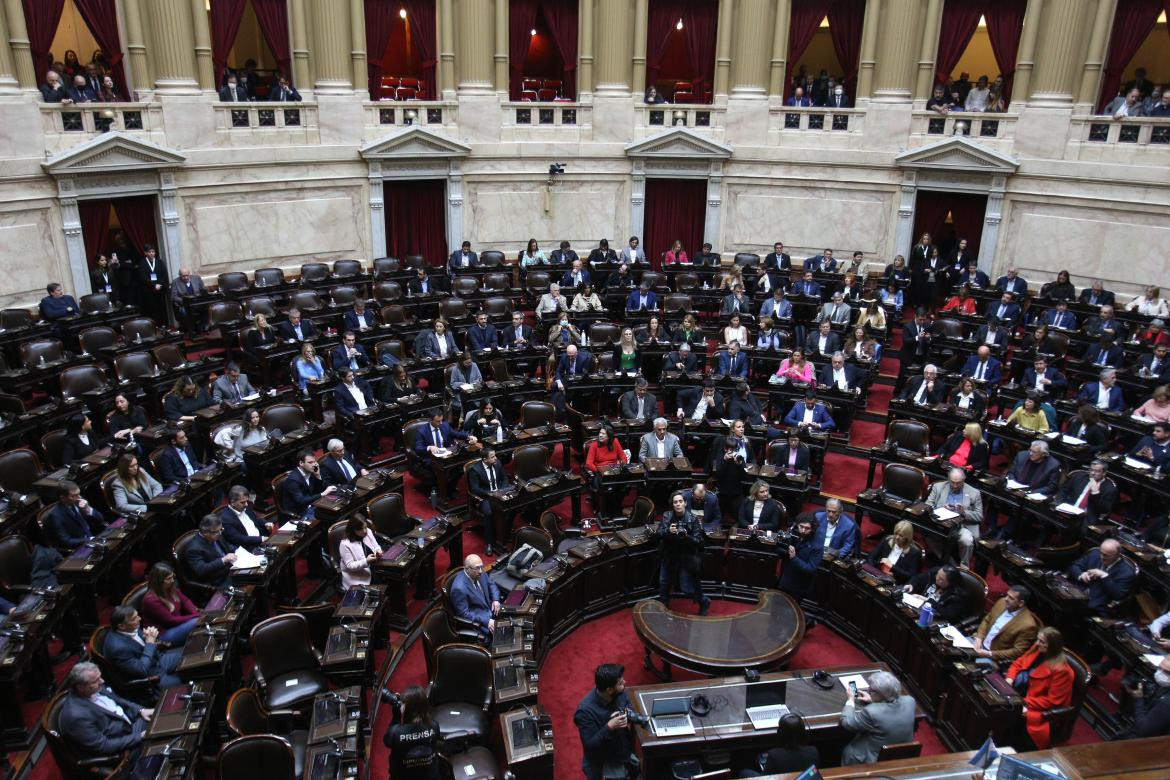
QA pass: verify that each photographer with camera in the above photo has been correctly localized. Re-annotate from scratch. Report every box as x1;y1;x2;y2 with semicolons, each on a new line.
777;515;820;601
574;663;638;780
655;492;710;615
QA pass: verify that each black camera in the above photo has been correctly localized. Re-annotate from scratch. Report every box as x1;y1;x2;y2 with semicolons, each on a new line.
623;709;650;727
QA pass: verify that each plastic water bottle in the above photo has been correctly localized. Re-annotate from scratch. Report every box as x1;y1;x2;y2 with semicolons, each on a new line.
917;601;934;627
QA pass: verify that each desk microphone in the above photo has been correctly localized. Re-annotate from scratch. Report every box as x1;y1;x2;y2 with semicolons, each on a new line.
177;691;208;705
161;736;189;760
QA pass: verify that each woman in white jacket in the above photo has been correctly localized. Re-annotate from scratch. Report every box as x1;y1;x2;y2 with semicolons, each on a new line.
338;515;382;589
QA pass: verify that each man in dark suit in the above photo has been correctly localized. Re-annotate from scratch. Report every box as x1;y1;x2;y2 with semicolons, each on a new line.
58;662;151;761
826;86;850;108
1083;336;1124;368
790;271;822;298
1084;305;1128;340
737;482;784;531
184;515;235;588
777;515;821;600
467;450;511;556
763;242;791;273
447;240;478;275
995;266;1028;297
716;341;749;378
136;245;169;324
1129;423;1170;469
805;320;842;357
408;267;436;296
803;249;837;273
682;483;721;531
466;311;499;351
269;75;302;101
502;311;533;348
449;554;500;641
1007;440;1062;495
218;74;249;101
319;438;368;487
219;485;273;550
560;258;590;288
1022;357;1069;400
1041;300;1078;330
728;382;766;425
39;282;78;321
819;352;859;392
277;308;317;341
1077;368;1126;413
907;233;932;307
784;391;836;431
344;300;378;332
619;378;657;420
1067;539;1135;616
103;606;182;688
413;410;475;504
986;292;1021;325
211;363;257;404
554;344;593;387
626;283;657;312
973;319;1010;350
69;74;97;102
45;481;105;550
1078;280;1115;308
900;310;933;365
157;429;203;487
282;450;339;518
663;343;699;373
958;260;990;289
771;430;810;473
898;365;946;405
677;382;724;421
1139;344;1170;381
1057;460;1118;527
330;332;371;375
550;240;578;265
961;345;1003;385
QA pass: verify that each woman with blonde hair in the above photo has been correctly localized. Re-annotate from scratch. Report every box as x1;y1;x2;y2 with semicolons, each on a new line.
867;520;921;584
940;422;988;471
294;341;325;391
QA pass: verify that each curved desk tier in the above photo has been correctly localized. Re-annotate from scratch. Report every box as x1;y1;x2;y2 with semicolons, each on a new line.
632;590;805;678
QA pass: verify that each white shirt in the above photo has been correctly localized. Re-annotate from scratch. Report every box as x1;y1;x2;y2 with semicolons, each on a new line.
692;396;711;422
802;406;816;424
752;501;765;523
234;506;261;537
984;607;1022;647
956;392;973;409
436;337;448;358
914;380;930;404
119;629;144;647
882;543;905;568
655;437;666;458
347;383;368;410
833;368;848;390
1096;384;1111;409
823;521;838;548
91;691;131;723
984;330;997;345
817;335;828;353
974;361;988;380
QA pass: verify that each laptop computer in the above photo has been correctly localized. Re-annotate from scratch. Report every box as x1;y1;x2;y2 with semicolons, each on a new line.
650;697;695;737
745;681;790;729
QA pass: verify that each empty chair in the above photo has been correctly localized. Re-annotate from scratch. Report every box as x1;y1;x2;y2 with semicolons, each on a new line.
208;301;245;327
512;444;552;481
245;297;277;319
881;463;927;503
333;259;363;278
3;308;36;329
151;343;187;370
482;296;512;318
734;253;760;267
274;602;336;655
404;255;427;270
20;338;66;368
225;689;310;776
482;273;511;292
78;293;115;314
886;420;930;454
217;735;296;780
217;272;250;294
519;401;556;429
261;403;306;436
589;323;621;345
674;273;699;291
59;364;110;400
524;272;550;295
113;352;159;383
420;607;481;676
78;326;118;355
329;285;359;308
439;298;470;321
664;294;693;316
120;318;159;344
366;492;419;539
373;257;401;278
299;263;329;283
428;643;493;748
453;277;480;297
0;448;44;495
381;304;408;327
0;535;34;593
289;290;323;313
641;271;667;290
253;267;286;287
249;613;329;709
479;251;504;268
375;281;404;303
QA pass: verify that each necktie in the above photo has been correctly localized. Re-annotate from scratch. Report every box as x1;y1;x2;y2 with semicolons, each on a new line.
976;362;985;380
487;466;496;492
231;383;240;401
340;458;354;481
433;428;441;448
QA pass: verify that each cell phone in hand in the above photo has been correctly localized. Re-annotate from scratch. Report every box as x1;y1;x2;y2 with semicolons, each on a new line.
848;681;859;696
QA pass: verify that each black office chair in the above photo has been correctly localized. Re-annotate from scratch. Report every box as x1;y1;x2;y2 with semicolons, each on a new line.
217;735;296;780
249;613;328;710
42;691;129;779
225;688;310;776
427;643;493;749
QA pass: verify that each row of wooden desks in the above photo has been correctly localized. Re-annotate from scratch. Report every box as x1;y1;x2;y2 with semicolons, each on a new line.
0;586;74;749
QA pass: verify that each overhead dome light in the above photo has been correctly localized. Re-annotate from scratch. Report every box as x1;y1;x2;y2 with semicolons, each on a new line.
399;8;407;18
531;28;537;35
676;19;684;30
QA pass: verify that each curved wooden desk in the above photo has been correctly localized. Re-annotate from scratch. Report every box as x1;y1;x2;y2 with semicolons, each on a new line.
632;589;805;679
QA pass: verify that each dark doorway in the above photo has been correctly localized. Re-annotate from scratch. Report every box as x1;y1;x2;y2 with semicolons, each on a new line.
642;178;707;271
384;179;447;266
910;190;986;263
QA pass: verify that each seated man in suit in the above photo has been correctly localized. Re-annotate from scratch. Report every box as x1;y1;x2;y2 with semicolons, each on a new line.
184;515;236;588
211;363;257;404
958;260;990;289
333;367;375;421
819;352;859;392
449;554;500;642
763;242;791;272
277;308;317;342
969;585;1040;668
814;498;856;559
805;320;842;357
716;340;749;379
1055;462;1117;532
1083;336;1123;368
1076;368;1126;413
59;662;152;761
169;268;208;330
738;481;783;531
789;271;822;298
1007;440;1062;496
663;342;699;373
985;291;1021;325
639;418;684;461
39;282;79;321
926;468;984;566
467;450;512;557
45;480;106;550
550;240;578;265
1022;357;1068;401
803;248;837;273
839;671;917;765
536;283;570;317
819;292;852;325
619;378;657;420
1129;422;1170;469
448;241;478;275
720;285;751;315
345;299;378;332
466;311;499;352
407;267;437;296
560;258;590;289
961;345;1003;386
1067;539;1136;617
728;381;766;425
219;484;274;550
759;288;794;320
898;364;946;405
330;331;371;374
974;318;1010;350
103;605;182;689
676;381;724;422
682;483;721;531
1041;299;1078;330
413;410;475;504
319;438;369;487
157;429;204;487
995;266;1028;297
1084;304;1128;341
502;311;533;348
1079;280;1115;308
1138;343;1170;381
784;391;836;431
772;429;811;473
626;281;657;312
282;450;339;518
268;74;302;101
553;344;593;388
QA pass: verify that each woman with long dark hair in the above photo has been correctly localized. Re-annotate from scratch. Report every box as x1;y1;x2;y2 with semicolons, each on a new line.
1005;627;1074;749
62;413;105;465
140;562;202;645
111;453;162;515
384;685;440;780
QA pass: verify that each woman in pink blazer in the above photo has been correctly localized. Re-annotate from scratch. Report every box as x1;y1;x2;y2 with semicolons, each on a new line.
664;239;689;265
338;516;383;589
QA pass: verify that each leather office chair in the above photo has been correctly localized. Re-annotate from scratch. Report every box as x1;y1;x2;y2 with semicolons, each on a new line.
402;418;433;484
588;323;621;346
217;272;250;294
262;403;306;436
87;626;159;705
887;420;931;454
440;298;471;321
217;735;296;780
208;301;245;328
0;535;34;593
374;281;404;303
60;364;111;401
299;263;330;284
254;268;286;287
172;530;221;606
321;519;348;588
375;339;406;365
427;643;493;748
934;318;965;339
78;326;118;355
0;448;45;495
524;272;550;296
329;285;359;307
404;255;427;270
489;358;516;383
882;463;927;503
373;258;400;279
483;274;511;293
20;338;66;368
487;525;556;594
641;271;667;291
151;343;187;370
420;607;480;677
40;429;67;470
120;581;147;614
519;401;556;429
1041;650;1091;746
483;296;513;317
512;445;552;481
42;691;128;779
663;294;694;317
249;613;328;709
1;308;35;330
366;493;419;539
453;277;480;297
952;567;989;633
1035;541;1081;569
379;305;410;332
113;352;158;383
673;272;699;291
734;253;760;268
275;602;337;655
626;495;655;526
1038;331;1070;360
225;688;309;776
479;251;504;268
120;318;159;344
333;259;363;278
290;290;324;313
245;296;277;319
540;510;585;553
79;293;115;314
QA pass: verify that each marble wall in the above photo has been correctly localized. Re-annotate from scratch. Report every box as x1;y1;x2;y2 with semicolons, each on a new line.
0;206;68;308
464;179;629;250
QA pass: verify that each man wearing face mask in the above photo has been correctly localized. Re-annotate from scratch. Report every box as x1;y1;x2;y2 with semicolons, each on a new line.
218;74;249;102
1124;656;1170;736
827;84;850;108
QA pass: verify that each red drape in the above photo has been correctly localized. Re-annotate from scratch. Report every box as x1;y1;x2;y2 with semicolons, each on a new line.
981;0;1026;104
911;191;986;259
384;179;447;266
209;0;248;83
642;178;707;272
786;0;833;95
401;0;437;98
508;0;541;99
1098;0;1164;111
21;0;64;83
251;0;293;81
79;200;111;269
73;0;129;97
365;0;395;98
542;0;579;99
934;0;983;85
679;0;717;101
112;196;160;258
947;193;987;256
827;0;865;97
644;0;677;92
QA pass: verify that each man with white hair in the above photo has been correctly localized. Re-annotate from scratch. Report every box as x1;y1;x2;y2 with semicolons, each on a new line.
319;438;367;487
898;364;945;405
536;283;569;316
639;418;683;462
1076;368;1126;413
449;554;500;641
839;670;916;764
58;661;152;760
926;468;983;565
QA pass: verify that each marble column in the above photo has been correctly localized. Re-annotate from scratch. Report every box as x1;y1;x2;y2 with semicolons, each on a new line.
703;162;723;249
368;161;386;258
1027;0;1093;106
577;0;594;96
871;0;922;101
308;0;353;92
0;1;18;92
1011;0;1044;106
3;0;35;88
594;0;631;94
494;0;508;92
439;0;456;96
59;192;91;296
1076;0;1118;109
122;0;152;97
713;0;733;97
913;0;943;100
289;0;311;89
894;171;918;259
144;0;200;93
158;171;184;290
766;0;790;97
350;0;367;93
977;177;1006;270
730;0;771;97
447;162;464;252
631;0;648;96
855;0;882;101
456;0;494;93
629;161;646;240
190;0;215;90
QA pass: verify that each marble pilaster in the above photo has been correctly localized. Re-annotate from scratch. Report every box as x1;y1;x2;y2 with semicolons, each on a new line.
144;0;200;93
290;0;312;88
0;2;16;91
1010;0;1043;106
3;0;34;88
190;0;215;90
456;0;494;93
713;0;734;97
439;0;456;97
855;0;882;101
871;0;922;101
1076;0;1118;109
494;0;508;92
594;0;631;94
577;0;594;96
766;0;790;97
913;0;943;100
308;0;353;93
632;0;648;95
121;0;152;96
731;0;771;97
1027;0;1093;106
350;0;367;93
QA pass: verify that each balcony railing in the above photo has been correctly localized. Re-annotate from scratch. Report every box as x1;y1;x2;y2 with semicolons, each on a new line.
503;101;590;128
212;102;318;130
40;102;163;151
634;104;725;140
1073;116;1170;146
364;100;456;130
910;110;1016;141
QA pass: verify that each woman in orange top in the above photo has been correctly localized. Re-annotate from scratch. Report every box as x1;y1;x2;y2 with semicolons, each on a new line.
940;284;978;315
584;425;628;516
1005;627;1075;749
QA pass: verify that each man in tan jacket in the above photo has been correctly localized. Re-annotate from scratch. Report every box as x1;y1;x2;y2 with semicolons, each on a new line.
970;584;1039;667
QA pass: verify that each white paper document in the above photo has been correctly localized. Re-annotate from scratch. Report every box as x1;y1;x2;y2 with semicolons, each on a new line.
901;593;927;609
1061;435;1085;445
940;625;975;649
1005;479;1028;491
933;507;960;521
1124;457;1152;470
1143;653;1165;667
839;674;869;692
231;546;265;569
1054;503;1085;515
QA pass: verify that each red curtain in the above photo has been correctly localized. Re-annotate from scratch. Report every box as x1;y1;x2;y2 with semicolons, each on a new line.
679;0;717;101
508;0;541;99
73;0;129;97
542;0;579;99
642;179;707;272
644;0;677;92
112;196;160;258
786;0;833;95
78;200;111;269
209;0;248;83
1097;0;1164;110
251;0;293;81
401;0;437;98
21;0;64;83
934;0;983;85
384;179;447;266
911;191;986;258
365;0;395;98
983;0;1026;103
827;0;865;97
947;193;987;256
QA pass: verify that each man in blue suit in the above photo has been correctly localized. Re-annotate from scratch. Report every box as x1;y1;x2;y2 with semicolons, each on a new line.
103;605;182;688
1041;300;1077;330
333;368;376;421
1067;540;1135;617
44;481;105;550
344;299;378;332
58;662;151;761
958;261;990;289
449;554;500;641
414;410;475;503
986;292;1021;325
790;271;821;298
819;352;859;392
219;485;273;550
1083;337;1123;368
448;241;478;275
803;249;837;273
466;311;499;351
1129;423;1170;469
277;308;317;341
282;450;339;518
157;429;203;487
716;341;749;378
560;259;590;288
1077;368;1126;413
682;483;721;531
961;345;1003;385
554;344;593;386
759;288;793;320
319;439;368;487
784;391;836;431
330;331;371;374
1022;357;1068;400
814;498;856;559
184;515;235;588
995;267;1028;297
39;282;79;321
626;282;657;312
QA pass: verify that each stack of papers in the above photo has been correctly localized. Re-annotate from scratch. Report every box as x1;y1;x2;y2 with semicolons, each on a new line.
1124;457;1152;470
1005;478;1028;491
1061;434;1086;446
278;521;302;532
1054;503;1085;515
902;593;927;609
231;546;266;569
940;625;975;649
1142;653;1165;667
933;507;960;521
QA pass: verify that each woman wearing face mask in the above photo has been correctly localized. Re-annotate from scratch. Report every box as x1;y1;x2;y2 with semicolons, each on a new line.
547;315;582;346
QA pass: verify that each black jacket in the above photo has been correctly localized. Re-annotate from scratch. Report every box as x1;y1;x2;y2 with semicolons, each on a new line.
909;567;968;623
737;498;784;530
867;538;922;585
655;511;705;571
183;533;231;587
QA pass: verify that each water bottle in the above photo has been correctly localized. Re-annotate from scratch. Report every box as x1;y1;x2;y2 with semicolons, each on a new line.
917;601;934;627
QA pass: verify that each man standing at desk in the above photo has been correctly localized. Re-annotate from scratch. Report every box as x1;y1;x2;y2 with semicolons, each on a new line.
655;492;710;614
839;670;916;765
449;554;499;642
574;663;636;780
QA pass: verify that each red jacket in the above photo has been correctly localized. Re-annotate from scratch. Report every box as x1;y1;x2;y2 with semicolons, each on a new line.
1006;645;1075;748
585;438;627;472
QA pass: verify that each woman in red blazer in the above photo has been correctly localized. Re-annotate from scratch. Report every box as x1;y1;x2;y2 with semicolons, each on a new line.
584;425;628;515
1005;627;1075;749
